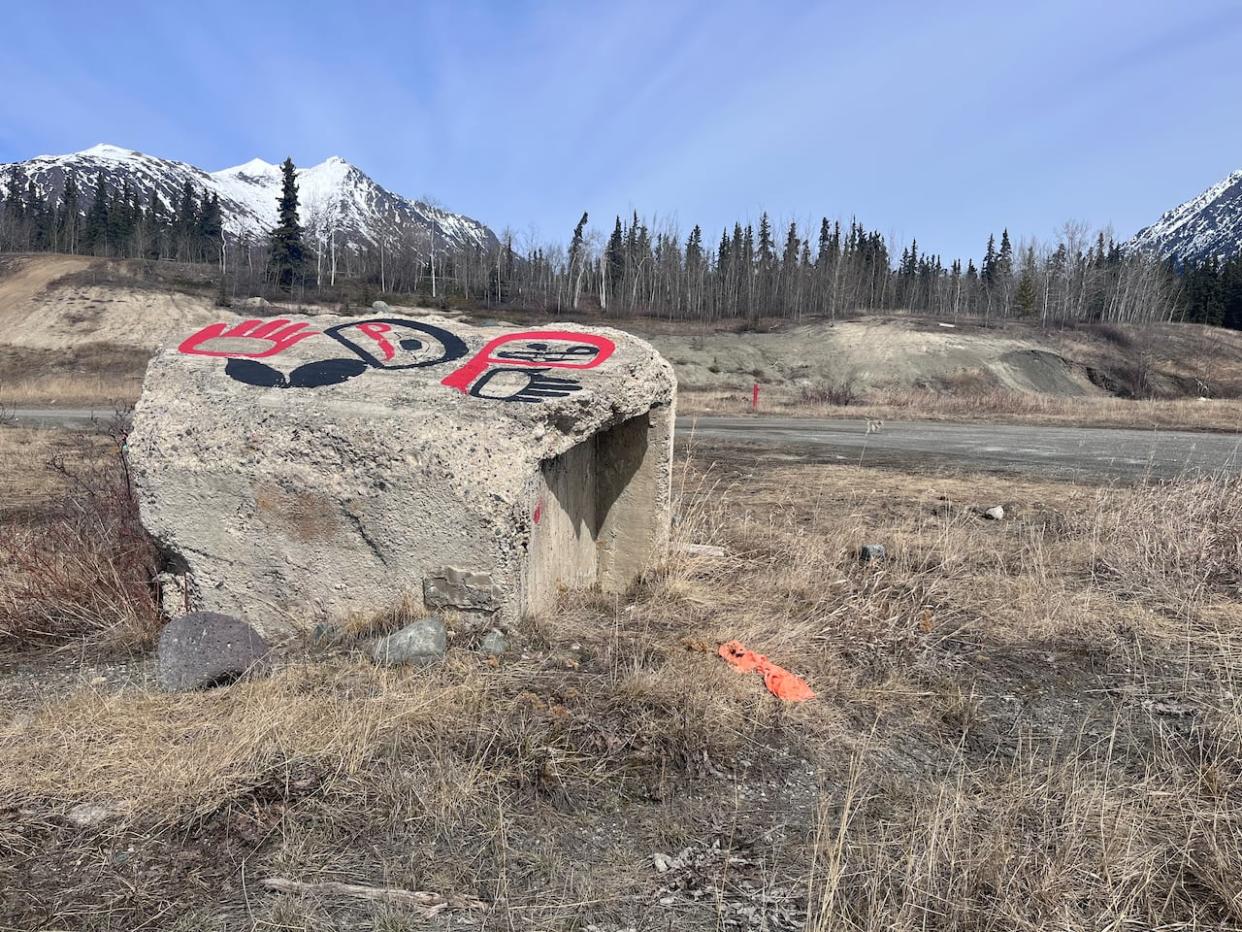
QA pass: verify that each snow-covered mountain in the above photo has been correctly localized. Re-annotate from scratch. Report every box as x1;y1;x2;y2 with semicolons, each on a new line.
0;143;498;254
1129;168;1242;263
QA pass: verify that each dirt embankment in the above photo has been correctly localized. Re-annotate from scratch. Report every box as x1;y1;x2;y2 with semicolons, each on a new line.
646;316;1242;401
3;254;1241;407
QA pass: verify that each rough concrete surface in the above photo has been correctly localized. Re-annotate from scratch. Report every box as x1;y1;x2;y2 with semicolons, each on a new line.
128;313;676;638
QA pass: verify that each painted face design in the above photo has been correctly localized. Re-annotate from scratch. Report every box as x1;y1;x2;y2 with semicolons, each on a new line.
492;341;603;365
440;330;616;396
323;318;469;370
176;319;617;401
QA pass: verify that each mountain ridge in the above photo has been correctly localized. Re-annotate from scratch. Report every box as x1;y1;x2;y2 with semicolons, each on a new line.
0;144;498;256
1128;168;1242;264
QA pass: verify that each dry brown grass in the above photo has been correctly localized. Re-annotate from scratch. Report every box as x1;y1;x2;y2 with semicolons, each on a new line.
0;371;144;406
0;344;148;406
683;385;1242;432
0;423;160;647
2;434;1242;928
0;427;100;511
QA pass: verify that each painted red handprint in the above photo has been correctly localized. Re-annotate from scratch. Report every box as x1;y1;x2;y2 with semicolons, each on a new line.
178;319;320;358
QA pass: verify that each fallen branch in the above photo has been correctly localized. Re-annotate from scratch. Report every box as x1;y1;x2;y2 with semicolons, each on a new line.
260;878;487;916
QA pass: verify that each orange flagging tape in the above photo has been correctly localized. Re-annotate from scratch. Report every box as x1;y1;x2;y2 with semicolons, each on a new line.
718;640;815;702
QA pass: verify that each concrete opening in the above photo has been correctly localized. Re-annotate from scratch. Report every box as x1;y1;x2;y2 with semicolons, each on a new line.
525;403;673;615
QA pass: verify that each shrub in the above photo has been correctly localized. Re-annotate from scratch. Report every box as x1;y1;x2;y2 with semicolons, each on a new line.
799;377;861;407
0;422;161;646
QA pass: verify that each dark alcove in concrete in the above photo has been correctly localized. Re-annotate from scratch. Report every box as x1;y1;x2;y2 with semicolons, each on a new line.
525;403;674;614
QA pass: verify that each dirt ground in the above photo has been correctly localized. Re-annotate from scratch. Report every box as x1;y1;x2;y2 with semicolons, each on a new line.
2;425;1240;930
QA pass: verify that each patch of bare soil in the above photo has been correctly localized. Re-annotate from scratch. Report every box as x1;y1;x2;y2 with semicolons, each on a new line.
1;428;1240;929
653;315;1242;405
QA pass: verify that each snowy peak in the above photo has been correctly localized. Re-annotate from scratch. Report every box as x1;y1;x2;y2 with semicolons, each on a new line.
78;143;140;160
1129;168;1242;263
216;157;278;177
0;144;497;255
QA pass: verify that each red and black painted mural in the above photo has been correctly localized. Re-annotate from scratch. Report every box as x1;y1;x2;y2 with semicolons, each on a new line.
441;331;614;403
177;318;616;402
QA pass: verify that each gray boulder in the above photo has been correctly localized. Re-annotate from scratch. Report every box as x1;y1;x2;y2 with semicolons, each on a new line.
157;611;270;691
983;506;1005;520
128;313;676;640
370;616;447;666
479;629;509;656
859;543;886;562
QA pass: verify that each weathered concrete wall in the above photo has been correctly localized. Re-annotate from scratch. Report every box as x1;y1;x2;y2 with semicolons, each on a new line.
128;312;675;638
520;404;675;615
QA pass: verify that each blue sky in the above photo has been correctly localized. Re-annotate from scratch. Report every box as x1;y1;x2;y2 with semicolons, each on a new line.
3;0;1242;262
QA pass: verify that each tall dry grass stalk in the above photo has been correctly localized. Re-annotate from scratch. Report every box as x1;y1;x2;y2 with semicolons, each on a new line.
0;425;160;646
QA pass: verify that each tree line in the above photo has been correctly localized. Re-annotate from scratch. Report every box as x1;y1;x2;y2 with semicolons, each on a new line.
0;158;1235;329
1179;255;1242;330
0;167;224;264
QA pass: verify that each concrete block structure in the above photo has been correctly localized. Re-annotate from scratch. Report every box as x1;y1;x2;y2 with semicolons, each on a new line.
128;312;676;638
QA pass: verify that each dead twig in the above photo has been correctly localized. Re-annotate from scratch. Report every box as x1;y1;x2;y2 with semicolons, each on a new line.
260;877;487;916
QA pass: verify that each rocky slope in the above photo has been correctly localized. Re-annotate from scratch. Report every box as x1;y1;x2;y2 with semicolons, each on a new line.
1129;168;1242;263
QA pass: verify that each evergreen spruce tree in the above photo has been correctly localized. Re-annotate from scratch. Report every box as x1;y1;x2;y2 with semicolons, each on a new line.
146;190;164;259
997;229;1013;280
269;158;306;289
781;222;799;271
107;178;133;253
981;234;997;285
58;174;80;253
175;181;199;260
816;219;832;270
757;214;774;268
198;193;224;266
685;224;704;272
1220;256;1242;331
83;173;110;255
26;179;51;250
4;168;25;223
605;216;625;297
1014;271;1037;316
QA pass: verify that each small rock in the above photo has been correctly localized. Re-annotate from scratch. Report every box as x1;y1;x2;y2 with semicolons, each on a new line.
653;852;671;873
479;630;509;656
859;543;886;562
371;300;392;312
67;803;118;828
311;622;344;646
1144;697;1197;716
157;612;271;691
240;296;270;308
983;506;1005;520
370;617;447;666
